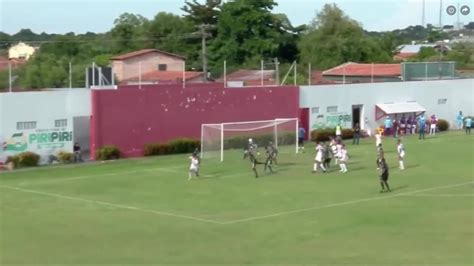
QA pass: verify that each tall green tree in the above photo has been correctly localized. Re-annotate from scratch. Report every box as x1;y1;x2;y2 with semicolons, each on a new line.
110;13;150;52
298;4;391;70
181;0;222;25
147;12;195;55
210;0;301;73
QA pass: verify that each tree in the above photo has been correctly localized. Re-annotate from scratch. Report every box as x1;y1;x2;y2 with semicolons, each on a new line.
110;13;150;52
413;47;438;61
298;4;391;70
464;22;474;30
210;0;301;73
147;12;195;55
181;0;222;25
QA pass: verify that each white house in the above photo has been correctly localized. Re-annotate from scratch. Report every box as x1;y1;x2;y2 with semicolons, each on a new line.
8;42;36;60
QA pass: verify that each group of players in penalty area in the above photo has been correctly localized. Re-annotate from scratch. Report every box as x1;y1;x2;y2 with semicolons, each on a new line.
188;131;406;193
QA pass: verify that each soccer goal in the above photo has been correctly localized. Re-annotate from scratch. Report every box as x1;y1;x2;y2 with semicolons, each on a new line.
201;118;299;161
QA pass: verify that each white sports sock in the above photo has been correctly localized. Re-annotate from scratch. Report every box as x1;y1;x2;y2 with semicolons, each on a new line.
320;163;326;171
342;164;347;171
313;163;318;171
400;161;405;170
339;164;343;171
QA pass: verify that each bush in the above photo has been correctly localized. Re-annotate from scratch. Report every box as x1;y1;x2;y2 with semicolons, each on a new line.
167;139;200;154
58;151;74;163
96;145;121;161
144;139;199;156
311;128;354;142
437;119;449;131
144;143;169;156
6;152;40;168
6;155;20;168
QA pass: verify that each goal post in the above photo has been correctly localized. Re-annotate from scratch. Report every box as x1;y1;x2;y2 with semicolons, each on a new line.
201;118;299;161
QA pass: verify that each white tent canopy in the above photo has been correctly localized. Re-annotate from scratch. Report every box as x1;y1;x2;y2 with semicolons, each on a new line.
376;102;426;120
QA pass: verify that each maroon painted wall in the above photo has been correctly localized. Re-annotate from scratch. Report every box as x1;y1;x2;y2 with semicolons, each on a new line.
299;108;310;140
91;83;299;157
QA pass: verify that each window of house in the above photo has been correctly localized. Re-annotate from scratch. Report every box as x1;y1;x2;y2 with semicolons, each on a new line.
158;64;167;71
55;119;67;127
327;106;338;113
437;98;447;105
16;121;37;130
311;107;320;114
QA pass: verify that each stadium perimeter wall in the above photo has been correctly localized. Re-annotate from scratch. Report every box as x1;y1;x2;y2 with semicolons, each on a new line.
0;89;91;164
299;79;474;133
90;84;300;158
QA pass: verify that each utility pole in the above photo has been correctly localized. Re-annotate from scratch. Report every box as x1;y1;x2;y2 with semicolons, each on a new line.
198;24;213;82
439;0;443;28
422;0;426;27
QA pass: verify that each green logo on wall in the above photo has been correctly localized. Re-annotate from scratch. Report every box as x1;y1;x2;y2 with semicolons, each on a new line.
29;131;72;149
5;130;72;151
6;133;28;152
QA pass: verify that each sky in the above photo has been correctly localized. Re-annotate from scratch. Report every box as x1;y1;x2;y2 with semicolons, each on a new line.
0;0;472;35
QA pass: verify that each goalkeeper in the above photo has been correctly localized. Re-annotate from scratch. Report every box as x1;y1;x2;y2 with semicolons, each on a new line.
264;141;278;173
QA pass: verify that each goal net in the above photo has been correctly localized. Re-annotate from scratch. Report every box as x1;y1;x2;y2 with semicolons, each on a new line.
201;118;299;161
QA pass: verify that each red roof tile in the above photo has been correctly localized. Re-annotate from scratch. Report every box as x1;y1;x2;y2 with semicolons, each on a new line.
124;70;204;82
0;57;26;71
323;62;401;77
393;53;417;61
111;49;186;61
221;69;276;81
310;70;338;85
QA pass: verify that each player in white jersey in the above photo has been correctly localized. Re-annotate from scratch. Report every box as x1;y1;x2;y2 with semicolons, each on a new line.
396;139;405;170
338;144;348;173
188;154;200;180
312;142;327;173
336;140;343;164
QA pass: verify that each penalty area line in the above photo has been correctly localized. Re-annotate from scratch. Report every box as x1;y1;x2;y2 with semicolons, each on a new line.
0;185;224;225
221;180;474;224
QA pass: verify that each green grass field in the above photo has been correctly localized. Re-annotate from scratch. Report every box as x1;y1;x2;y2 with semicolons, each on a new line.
1;131;473;265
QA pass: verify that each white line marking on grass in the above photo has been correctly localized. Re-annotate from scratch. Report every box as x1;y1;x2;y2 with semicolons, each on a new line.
403;194;474;197
221;181;474;224
0;185;224;225
18;165;185;186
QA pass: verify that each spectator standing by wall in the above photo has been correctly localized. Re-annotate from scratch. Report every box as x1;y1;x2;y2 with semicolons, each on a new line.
73;142;82;163
384;116;392;136
465;116;472;134
298;126;306;153
352;123;360;145
335;123;342;141
456;111;464;130
400;114;406;135
429;114;437;136
418;115;426;140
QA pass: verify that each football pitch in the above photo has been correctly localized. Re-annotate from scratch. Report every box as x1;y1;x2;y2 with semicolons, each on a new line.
1;132;473;265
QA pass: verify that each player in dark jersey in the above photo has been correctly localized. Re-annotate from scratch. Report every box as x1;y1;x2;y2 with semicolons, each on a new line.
377;157;391;193
264;141;277;173
244;139;263;178
323;143;332;170
192;148;201;177
376;143;384;170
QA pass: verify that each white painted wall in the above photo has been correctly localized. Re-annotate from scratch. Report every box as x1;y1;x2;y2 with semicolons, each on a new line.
0;89;91;164
300;79;474;133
